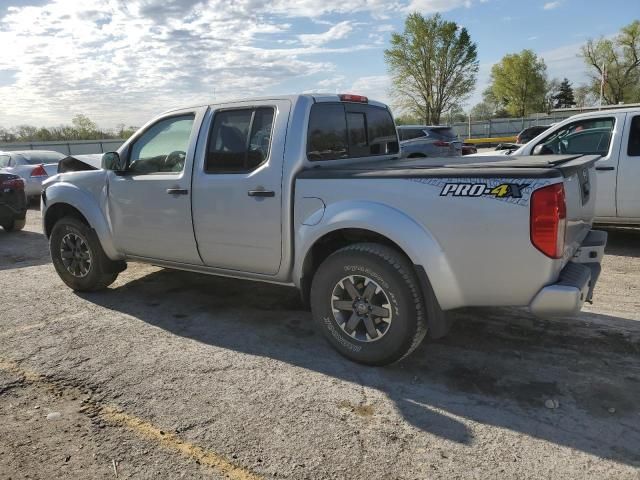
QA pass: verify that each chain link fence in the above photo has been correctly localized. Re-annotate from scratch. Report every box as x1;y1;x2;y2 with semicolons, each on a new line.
0;139;124;155
451;113;576;139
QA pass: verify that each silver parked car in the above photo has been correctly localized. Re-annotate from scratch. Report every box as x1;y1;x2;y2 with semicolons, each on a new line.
0;150;66;200
397;125;462;158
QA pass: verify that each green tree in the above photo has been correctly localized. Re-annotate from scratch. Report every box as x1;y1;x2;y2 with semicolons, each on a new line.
71;114;100;139
470;101;494;120
488;49;548;117
553;78;575;108
581;20;640;105
384;13;479;125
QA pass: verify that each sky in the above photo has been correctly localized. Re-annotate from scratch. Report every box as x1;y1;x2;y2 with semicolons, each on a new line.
0;0;638;128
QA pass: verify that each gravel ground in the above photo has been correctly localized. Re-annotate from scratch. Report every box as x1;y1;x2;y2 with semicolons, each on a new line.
0;208;639;479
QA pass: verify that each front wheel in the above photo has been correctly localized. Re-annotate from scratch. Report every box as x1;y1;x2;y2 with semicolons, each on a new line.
310;243;428;365
50;216;120;291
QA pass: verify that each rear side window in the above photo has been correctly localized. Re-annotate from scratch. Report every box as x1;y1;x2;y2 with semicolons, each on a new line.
0;155;10;168
429;127;457;139
628;115;640;156
398;128;426;141
307;103;399;161
206;107;275;173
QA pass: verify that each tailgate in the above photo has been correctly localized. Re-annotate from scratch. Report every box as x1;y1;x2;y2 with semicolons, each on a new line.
555;155;599;264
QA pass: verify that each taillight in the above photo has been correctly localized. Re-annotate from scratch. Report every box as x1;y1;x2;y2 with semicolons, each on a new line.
339;94;368;103
434;140;450;147
530;183;566;258
30;164;47;177
0;178;24;190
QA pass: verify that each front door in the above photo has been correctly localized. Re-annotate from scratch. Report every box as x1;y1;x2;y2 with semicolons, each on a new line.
108;110;203;264
531;115;620;218
191;100;290;275
617;113;640;219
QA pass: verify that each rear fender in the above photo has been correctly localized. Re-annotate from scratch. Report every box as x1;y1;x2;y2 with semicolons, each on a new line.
43;181;121;260
295;200;464;310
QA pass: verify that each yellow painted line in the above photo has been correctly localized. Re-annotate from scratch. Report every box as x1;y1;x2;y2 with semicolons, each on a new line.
0;359;262;480
465;136;517;144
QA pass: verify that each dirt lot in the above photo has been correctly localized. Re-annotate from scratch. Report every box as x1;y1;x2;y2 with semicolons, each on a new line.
1;208;639;479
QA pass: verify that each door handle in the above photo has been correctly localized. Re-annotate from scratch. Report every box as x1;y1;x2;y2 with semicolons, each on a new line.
166;188;189;195
595;166;615;171
248;189;275;197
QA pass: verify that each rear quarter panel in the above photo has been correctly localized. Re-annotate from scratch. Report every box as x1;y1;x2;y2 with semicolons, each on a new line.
296;175;566;310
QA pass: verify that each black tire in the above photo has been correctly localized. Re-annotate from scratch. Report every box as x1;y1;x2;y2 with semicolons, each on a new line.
50;216;119;291
2;218;26;232
310;243;428;366
408;153;426;159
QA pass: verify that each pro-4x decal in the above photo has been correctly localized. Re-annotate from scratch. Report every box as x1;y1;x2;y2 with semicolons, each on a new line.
407;177;551;207
440;182;530;198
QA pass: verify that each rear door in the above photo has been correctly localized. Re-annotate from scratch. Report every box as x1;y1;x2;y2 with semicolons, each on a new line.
191;100;290;275
617;113;640;218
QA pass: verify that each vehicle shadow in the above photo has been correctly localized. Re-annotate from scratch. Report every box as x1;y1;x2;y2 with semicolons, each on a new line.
603;227;640;258
0;229;50;271
78;269;640;466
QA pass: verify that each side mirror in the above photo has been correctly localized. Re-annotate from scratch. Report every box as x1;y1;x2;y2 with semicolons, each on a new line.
101;151;123;171
533;144;553;156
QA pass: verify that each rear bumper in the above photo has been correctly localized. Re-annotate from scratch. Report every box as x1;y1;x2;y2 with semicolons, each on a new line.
529;230;607;317
24;177;45;197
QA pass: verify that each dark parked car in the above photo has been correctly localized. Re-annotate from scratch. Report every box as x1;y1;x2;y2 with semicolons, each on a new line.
0;173;27;232
461;143;477;155
515;125;552;144
397;125;462;157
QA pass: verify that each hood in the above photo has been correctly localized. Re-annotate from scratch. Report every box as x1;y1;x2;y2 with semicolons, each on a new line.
57;154;103;173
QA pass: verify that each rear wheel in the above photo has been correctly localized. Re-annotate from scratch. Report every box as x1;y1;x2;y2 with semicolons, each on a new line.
2;218;25;232
310;243;428;365
50;216;120;291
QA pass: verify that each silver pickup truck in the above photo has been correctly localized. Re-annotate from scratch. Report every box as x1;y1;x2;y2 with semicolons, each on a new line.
41;94;606;365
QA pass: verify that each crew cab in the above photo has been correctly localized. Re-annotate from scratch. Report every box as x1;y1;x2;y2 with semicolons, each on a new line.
41;94;606;365
478;108;640;225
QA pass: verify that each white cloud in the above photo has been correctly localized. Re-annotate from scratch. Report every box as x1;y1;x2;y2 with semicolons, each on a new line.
0;0;486;127
543;1;561;10
298;21;353;46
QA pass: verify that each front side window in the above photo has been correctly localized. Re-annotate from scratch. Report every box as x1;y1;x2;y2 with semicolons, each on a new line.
307;103;399;161
206;107;274;173
0;155;10;168
628;115;640;156
128;114;195;174
535;117;615;156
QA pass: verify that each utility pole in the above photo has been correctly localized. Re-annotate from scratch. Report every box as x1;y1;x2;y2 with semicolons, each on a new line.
599;63;607;110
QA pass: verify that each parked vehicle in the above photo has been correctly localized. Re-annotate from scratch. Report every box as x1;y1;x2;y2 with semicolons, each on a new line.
485;108;640;226
461;143;477;155
41;94;606;365
0;150;66;200
516;125;552;144
398;125;462;158
0;173;27;232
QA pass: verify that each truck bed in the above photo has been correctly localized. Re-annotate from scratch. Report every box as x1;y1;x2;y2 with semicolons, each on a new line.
298;154;601;179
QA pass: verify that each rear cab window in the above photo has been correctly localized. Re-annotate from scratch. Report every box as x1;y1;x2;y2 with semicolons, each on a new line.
307;103;399;161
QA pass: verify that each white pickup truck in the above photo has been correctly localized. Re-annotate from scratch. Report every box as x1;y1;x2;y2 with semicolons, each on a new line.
478;107;640;225
42;94;606;365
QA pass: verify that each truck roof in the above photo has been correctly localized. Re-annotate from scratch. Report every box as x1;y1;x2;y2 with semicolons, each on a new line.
161;93;388;116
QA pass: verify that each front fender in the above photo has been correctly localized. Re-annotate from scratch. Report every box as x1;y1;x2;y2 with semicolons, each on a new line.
43;180;122;260
294;200;464;310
